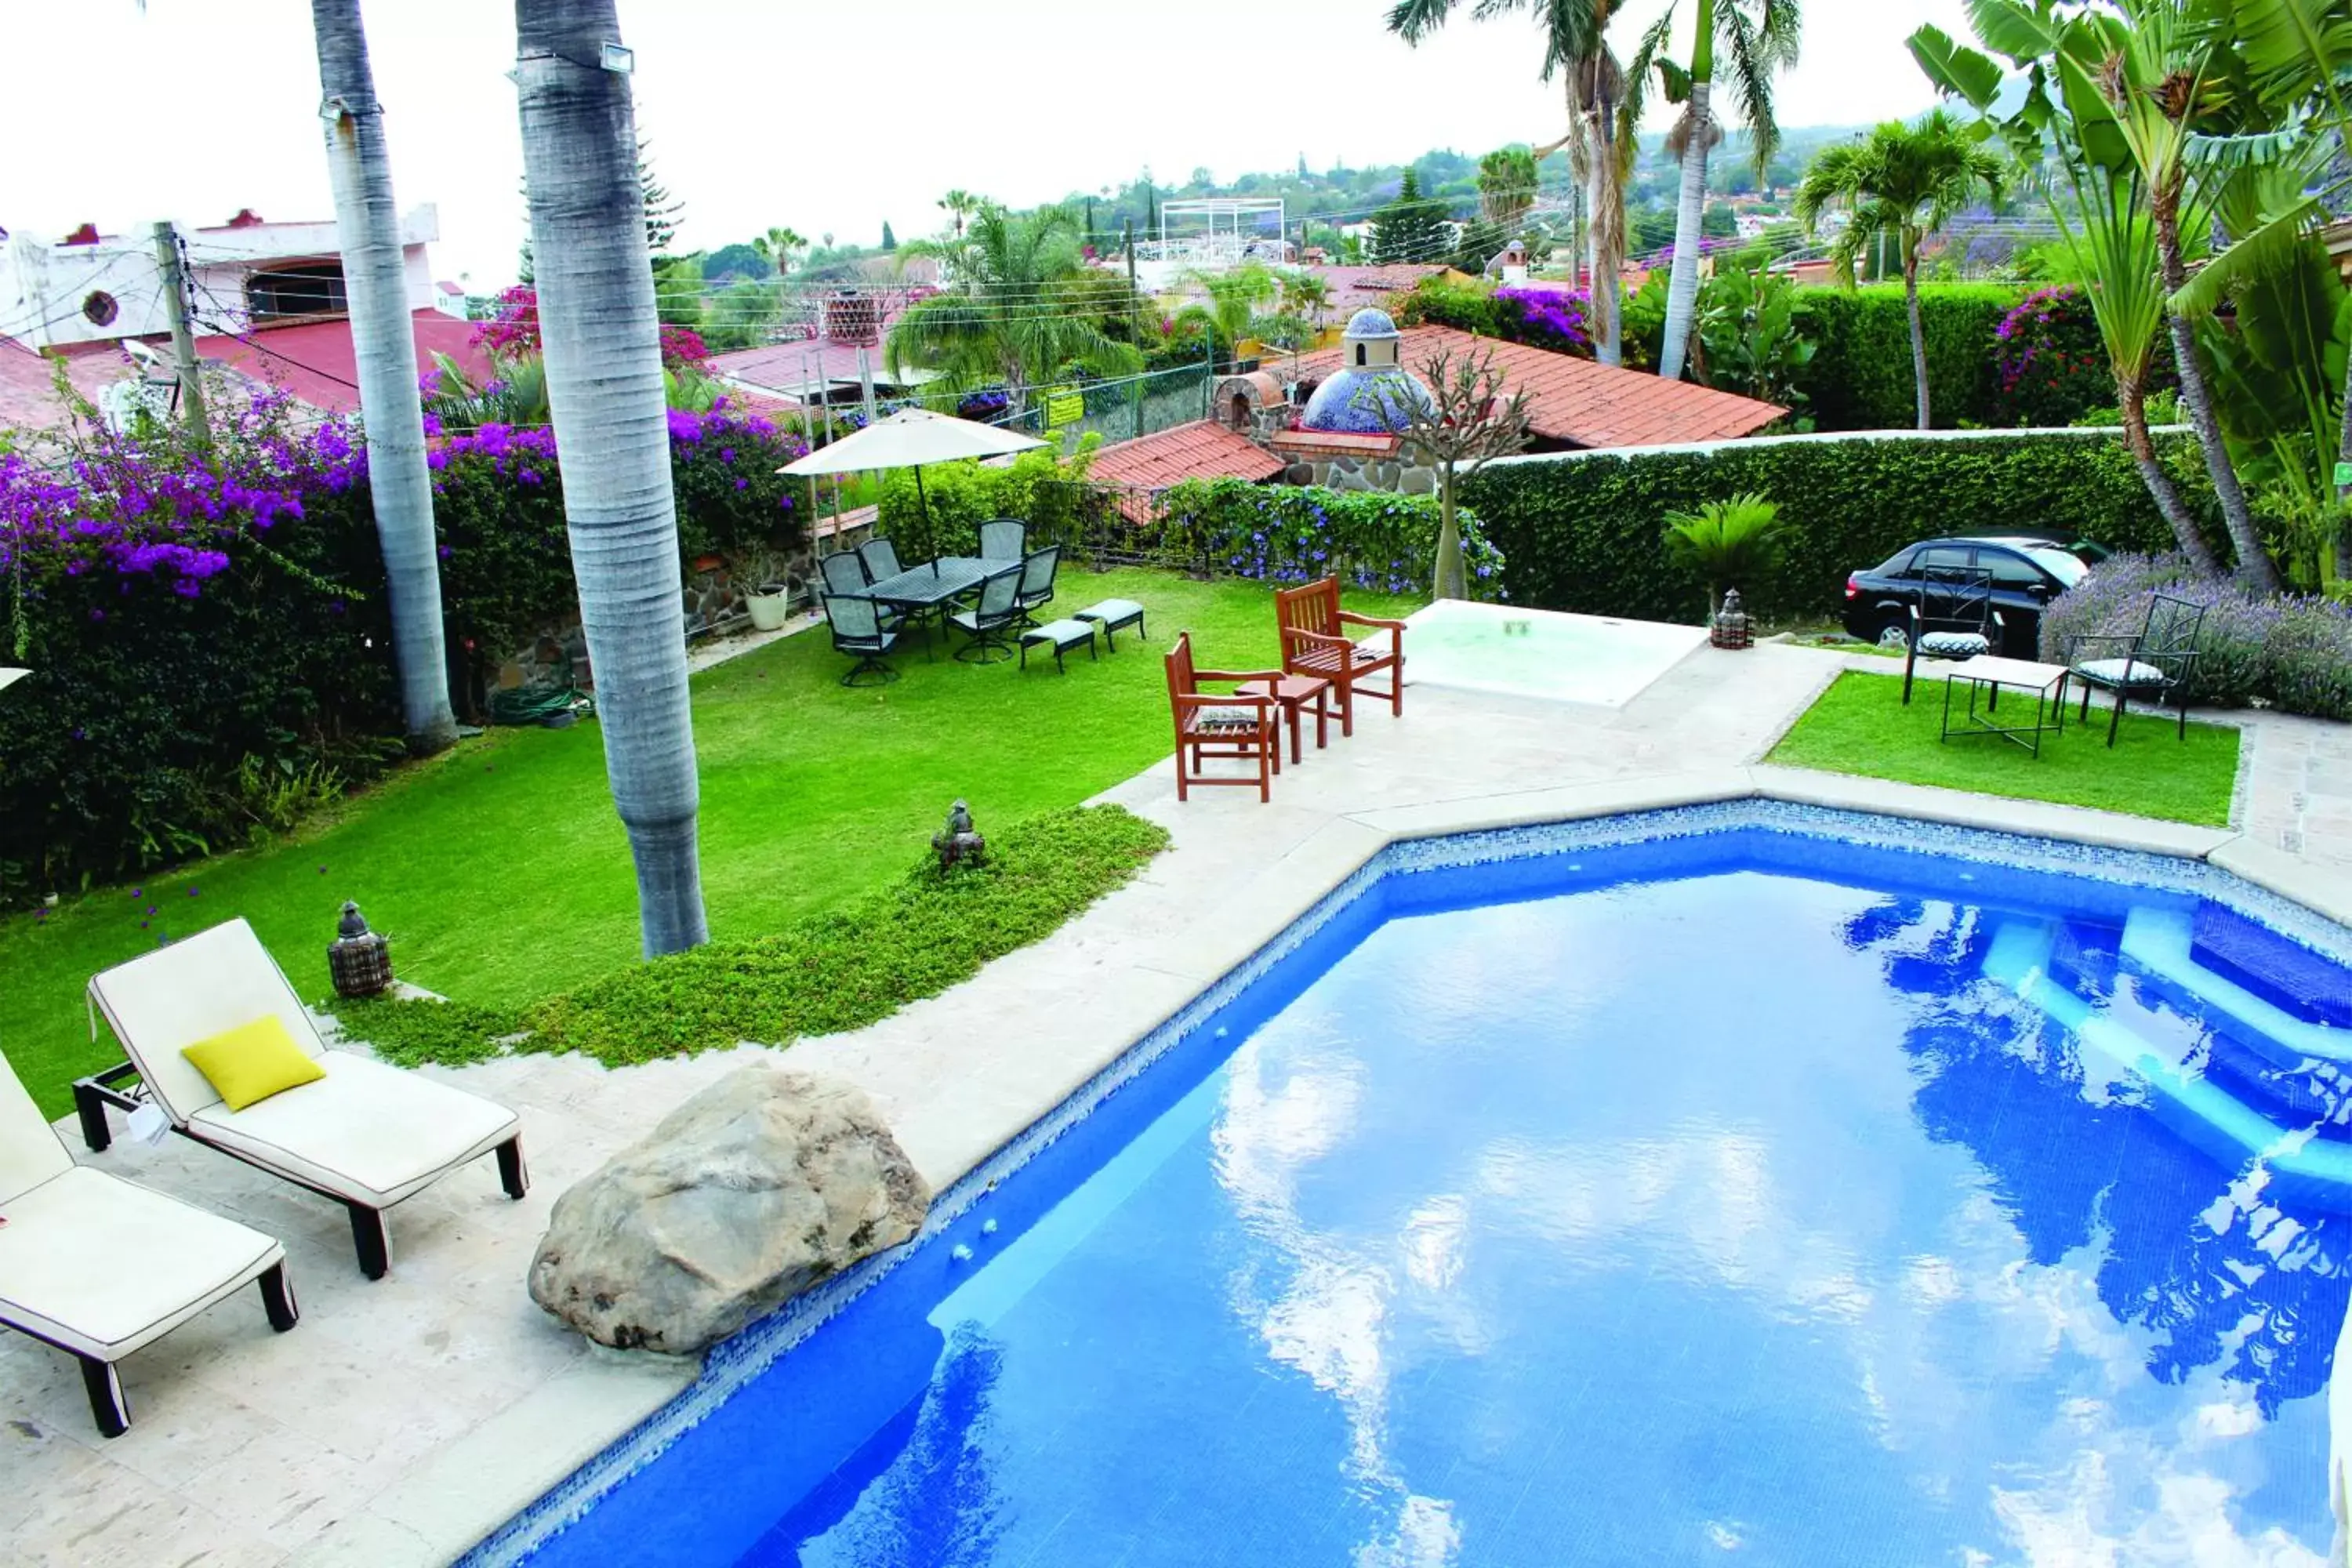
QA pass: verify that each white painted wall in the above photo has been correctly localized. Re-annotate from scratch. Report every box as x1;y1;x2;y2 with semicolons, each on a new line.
0;205;439;348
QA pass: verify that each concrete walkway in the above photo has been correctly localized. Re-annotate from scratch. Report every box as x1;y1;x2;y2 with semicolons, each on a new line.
4;641;2346;1566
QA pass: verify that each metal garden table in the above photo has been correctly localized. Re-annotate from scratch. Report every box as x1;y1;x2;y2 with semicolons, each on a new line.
858;557;995;659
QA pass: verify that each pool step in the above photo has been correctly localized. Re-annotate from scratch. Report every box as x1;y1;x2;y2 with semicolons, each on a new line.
2119;908;2350;1066
1983;921;2352;1200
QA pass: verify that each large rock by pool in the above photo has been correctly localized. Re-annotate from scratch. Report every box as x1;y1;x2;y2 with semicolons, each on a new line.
528;1064;931;1353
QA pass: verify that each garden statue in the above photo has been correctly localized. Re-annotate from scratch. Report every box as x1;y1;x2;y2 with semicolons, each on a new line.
1711;588;1753;651
931;800;985;873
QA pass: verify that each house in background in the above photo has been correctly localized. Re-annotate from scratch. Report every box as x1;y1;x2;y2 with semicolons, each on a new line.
0;205;489;430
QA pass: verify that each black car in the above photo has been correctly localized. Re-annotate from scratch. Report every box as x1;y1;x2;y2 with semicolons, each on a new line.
1842;535;2095;659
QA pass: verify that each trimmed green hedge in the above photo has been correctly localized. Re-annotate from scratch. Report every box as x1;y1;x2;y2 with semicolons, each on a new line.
1460;429;2216;624
1796;284;2024;431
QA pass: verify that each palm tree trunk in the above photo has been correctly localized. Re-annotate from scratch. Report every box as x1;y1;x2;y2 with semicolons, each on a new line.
2122;375;2223;576
2152;190;2278;590
515;0;709;958
1433;465;1467;601
1657;78;1714;383
1904;248;1930;430
2335;333;2352;582
313;0;456;755
1590;118;1626;368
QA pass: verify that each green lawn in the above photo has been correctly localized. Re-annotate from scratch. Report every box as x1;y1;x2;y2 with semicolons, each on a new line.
1768;669;2241;826
1;568;1418;1116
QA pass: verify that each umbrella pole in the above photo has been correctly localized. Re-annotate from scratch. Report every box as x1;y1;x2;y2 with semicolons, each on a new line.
913;465;931;561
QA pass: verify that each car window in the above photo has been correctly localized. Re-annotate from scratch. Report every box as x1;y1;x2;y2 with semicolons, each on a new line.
2025;546;2089;588
1875;547;1915;576
1979;547;2046;588
1912;546;1975;580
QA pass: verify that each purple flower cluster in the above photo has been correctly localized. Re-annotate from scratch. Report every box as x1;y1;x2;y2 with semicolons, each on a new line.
1;390;343;601
1168;477;1506;598
1496;286;1593;354
2038;551;2352;719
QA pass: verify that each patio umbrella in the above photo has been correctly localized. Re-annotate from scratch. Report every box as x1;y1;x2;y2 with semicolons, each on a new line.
0;668;26;695
779;408;1045;555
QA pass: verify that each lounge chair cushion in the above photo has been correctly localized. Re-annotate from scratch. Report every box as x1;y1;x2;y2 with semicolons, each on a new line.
0;1166;281;1360
188;1051;518;1208
1187;705;1262;734
2075;657;2169;688
182;1015;326;1111
88;918;328;1123
1917;632;1989;660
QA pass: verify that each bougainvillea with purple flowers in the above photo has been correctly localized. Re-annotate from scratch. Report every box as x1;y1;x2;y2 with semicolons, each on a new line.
1993;286;2133;427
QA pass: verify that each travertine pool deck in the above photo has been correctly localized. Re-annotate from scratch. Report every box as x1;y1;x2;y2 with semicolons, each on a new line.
5;640;2347;1566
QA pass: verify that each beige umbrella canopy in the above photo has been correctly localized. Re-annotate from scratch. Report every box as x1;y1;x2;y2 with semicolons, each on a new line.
780;408;1046;553
0;669;27;695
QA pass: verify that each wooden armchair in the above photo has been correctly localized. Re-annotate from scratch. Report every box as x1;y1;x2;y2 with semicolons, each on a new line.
1275;576;1406;735
1165;631;1282;803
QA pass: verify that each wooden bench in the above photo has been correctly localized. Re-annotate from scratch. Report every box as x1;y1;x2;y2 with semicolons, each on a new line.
1075;598;1147;650
1018;618;1098;673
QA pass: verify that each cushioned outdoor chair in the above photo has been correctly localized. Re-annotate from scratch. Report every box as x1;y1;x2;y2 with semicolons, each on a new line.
2;1047;297;1437
2067;590;2207;746
1165;630;1283;803
1900;564;2004;705
1276;575;1406;736
978;518;1027;562
858;536;903;584
949;565;1025;663
825;592;902;685
78;920;527;1280
1014;544;1062;626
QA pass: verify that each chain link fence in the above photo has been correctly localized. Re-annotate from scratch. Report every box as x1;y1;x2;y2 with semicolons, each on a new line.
989;364;1214;450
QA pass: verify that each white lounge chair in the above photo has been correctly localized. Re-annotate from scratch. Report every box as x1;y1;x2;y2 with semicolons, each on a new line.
78;918;527;1280
1;1047;297;1436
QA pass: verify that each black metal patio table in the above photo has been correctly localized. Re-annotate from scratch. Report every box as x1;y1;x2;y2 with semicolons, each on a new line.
857;557;997;659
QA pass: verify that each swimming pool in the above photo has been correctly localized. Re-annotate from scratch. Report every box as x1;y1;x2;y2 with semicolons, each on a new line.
485;807;2352;1566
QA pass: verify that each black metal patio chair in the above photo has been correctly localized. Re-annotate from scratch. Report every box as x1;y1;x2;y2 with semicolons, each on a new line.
818;550;869;597
858;536;903;584
824;593;901;686
1014;544;1062;627
1901;563;2003;705
949;566;1025;664
978;518;1027;563
2067;591;2206;746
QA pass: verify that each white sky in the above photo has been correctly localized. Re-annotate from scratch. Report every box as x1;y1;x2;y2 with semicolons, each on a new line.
1;0;1969;289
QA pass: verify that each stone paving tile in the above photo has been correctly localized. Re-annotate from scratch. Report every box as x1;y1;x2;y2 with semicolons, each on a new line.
8;638;2347;1568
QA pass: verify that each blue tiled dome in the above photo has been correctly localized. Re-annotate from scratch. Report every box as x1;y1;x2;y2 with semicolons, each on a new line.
1301;367;1434;433
1342;307;1401;339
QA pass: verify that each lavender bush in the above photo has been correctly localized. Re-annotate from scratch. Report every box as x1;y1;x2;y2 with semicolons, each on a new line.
2038;553;2352;720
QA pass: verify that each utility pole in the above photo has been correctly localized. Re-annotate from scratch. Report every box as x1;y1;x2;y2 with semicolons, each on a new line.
151;221;209;444
1123;219;1142;339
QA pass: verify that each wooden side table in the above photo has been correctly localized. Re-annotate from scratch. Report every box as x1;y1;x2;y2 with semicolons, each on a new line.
1236;674;1334;768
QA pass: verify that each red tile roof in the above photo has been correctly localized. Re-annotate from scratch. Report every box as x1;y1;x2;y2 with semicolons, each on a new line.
195;309;492;414
1301;264;1457;318
0;337;140;434
1291;325;1785;449
1088;419;1287;492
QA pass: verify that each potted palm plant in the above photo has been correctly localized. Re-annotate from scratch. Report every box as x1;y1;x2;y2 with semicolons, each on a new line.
1661;493;1786;641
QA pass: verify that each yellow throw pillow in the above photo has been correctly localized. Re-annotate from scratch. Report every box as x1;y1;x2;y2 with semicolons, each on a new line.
181;1015;325;1112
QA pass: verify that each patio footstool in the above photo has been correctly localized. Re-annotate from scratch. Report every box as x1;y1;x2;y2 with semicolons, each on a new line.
1075;598;1146;650
1019;619;1098;673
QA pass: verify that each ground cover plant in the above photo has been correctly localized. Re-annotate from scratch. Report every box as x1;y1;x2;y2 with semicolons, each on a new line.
2;567;1419;1116
1767;669;2241;826
339;804;1169;1068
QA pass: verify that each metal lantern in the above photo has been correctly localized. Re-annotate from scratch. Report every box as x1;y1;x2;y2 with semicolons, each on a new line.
930;799;987;874
327;900;393;998
1711;587;1753;651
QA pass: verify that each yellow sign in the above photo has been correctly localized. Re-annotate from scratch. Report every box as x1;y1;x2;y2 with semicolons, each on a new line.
1046;386;1084;429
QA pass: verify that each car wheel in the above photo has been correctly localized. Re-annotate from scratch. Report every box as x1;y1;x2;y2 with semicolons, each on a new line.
1876;621;1911;650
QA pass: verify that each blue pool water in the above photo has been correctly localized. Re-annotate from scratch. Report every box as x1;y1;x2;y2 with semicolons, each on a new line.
510;820;2352;1567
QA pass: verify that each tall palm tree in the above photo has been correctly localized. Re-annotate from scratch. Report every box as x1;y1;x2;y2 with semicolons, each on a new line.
2051;162;2226;574
514;0;708;957
938;190;980;239
311;0;456;753
754;225;807;279
1633;0;1803;382
887;205;1143;407
1387;0;1635;365
1794;111;2004;429
2078;0;2278;590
